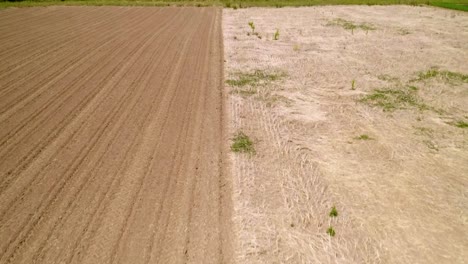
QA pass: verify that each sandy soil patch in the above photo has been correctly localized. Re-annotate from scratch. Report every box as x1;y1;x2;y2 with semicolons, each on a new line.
0;6;231;263
224;5;467;263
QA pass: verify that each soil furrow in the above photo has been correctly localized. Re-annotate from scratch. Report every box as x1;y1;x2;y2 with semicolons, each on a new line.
0;6;230;264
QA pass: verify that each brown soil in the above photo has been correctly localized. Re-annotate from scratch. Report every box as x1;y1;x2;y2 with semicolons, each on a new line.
224;6;467;264
0;6;231;264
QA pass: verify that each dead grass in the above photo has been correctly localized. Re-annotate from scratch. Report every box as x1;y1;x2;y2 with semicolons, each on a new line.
225;5;468;264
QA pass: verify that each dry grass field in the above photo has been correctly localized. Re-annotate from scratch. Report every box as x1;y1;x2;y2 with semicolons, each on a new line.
224;6;467;263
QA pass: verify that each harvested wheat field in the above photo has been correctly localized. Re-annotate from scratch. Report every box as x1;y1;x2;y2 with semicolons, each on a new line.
224;6;467;264
0;6;232;264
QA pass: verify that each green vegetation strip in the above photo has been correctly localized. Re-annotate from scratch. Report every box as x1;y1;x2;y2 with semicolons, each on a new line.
1;0;467;11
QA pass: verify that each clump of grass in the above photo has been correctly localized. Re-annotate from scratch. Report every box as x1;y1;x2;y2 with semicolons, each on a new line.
453;121;468;128
351;79;356;90
327;18;376;33
231;132;255;154
226;70;285;88
354;134;373;140
359;88;429;112
411;68;468;83
327;227;336;237
273;29;280;40
329;206;338;217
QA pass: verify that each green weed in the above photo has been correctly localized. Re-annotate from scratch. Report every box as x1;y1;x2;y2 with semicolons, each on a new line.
248;21;255;33
351;79;356;90
327;227;336;237
274;29;280;40
329;206;338;217
231;132;255;154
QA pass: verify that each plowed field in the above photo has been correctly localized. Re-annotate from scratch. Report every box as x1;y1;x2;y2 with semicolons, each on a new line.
0;6;230;264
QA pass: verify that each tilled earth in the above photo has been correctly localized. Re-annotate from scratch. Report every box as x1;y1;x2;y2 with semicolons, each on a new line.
0;6;230;264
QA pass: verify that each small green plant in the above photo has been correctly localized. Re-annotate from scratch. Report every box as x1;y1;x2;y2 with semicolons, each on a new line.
231;132;255;154
453;121;468;128
329;206;338;217
274;29;280;40
351;79;356;90
327;227;336;237
354;134;372;140
248;21;255;33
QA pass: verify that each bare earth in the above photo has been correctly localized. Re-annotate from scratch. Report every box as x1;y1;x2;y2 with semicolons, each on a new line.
0;6;232;264
224;6;467;264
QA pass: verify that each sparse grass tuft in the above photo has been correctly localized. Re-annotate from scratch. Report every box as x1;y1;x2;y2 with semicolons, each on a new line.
351;79;356;90
327;227;336;237
327;18;376;33
329;206;338;217
411;68;468;83
231;132;255;154
354;134;373;140
359;88;429;112
226;70;285;87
